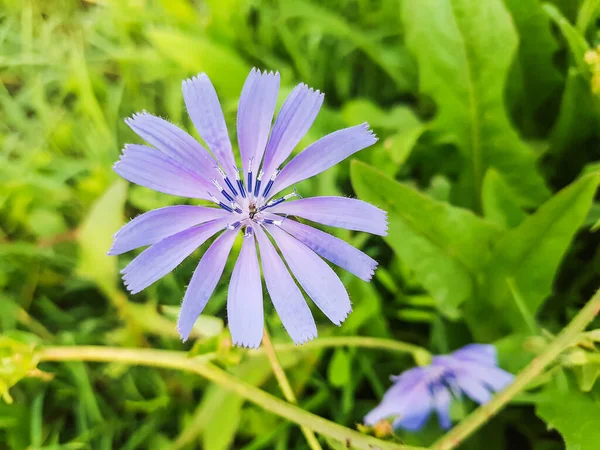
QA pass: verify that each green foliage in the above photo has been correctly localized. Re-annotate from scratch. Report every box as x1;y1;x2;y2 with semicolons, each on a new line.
402;0;550;209
351;160;500;318
536;385;600;450
2;0;600;449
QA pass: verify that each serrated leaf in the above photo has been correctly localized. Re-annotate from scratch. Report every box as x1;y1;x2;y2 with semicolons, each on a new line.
402;0;550;209
536;386;600;450
77;180;127;295
482;169;527;229
351;161;501;317
467;173;599;339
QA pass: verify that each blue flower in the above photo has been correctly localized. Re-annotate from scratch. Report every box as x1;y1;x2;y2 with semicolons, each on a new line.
364;344;514;431
109;69;386;348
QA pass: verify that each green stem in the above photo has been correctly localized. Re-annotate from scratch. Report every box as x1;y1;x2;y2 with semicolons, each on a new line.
431;287;600;450
271;336;431;365
262;329;323;450
38;345;423;450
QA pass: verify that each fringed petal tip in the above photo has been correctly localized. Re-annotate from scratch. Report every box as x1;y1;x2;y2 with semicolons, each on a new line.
360;122;378;141
231;338;262;349
364;261;379;282
182;72;209;87
293;330;318;346
297;82;323;99
250;67;281;79
331;305;352;326
124;110;150;125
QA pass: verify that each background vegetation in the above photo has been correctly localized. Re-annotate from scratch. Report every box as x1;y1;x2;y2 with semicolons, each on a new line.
2;0;600;449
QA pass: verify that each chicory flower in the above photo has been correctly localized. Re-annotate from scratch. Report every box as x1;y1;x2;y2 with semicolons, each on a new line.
364;344;513;431
109;69;386;347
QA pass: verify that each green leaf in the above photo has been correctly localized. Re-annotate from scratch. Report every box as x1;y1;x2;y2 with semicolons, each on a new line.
76;180;127;295
351;161;501;317
573;363;600;392
279;0;416;92
536;386;600;450
543;3;590;76
576;0;600;33
481;169;527;229
549;68;600;154
328;349;351;388
402;0;550;209
466;173;599;339
503;0;563;119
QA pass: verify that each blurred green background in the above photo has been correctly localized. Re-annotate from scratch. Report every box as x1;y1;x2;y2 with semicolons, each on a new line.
2;0;600;449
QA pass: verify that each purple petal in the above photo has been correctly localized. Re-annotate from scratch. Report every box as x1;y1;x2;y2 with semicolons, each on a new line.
432;385;452;429
265;224;351;325
109;206;230;256
366;382;432;431
454;373;493;404
227;233;264;348
121;218;228;294
182;74;238;179
269;123;377;197
261;83;324;179
237;69;280;176
125;112;218;179
254;226;317;344
451;344;498;367
453;361;513;392
113;144;216;200
270;196;388;236
274;217;378;282
177;230;238;342
386;366;429;401
364;399;404;426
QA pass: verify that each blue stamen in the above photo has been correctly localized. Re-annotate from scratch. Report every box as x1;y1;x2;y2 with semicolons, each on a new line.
218;202;233;213
224;177;238;196
261;169;279;199
253;171;263;198
221;189;234;202
235;169;246;198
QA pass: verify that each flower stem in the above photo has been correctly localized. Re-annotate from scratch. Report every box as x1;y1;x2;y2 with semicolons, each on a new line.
271;336;431;365
38;345;423;450
262;328;323;450
431;287;600;450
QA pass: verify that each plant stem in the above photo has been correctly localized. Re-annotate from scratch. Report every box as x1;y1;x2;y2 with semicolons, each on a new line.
271;336;431;364
38;345;423;450
431;287;600;450
262;329;323;450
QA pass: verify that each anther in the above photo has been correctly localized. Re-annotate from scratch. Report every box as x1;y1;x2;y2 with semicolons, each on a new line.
226;221;242;230
217;166;239;197
209;192;234;213
211;179;235;202
258;188;300;211
230;201;243;214
235;169;246;198
261;169;279;199
244;226;254;238
253;170;263;198
247;157;254;195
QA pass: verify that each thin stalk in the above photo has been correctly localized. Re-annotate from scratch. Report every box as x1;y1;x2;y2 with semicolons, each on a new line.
38;345;423;450
431;287;600;450
262;329;322;450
